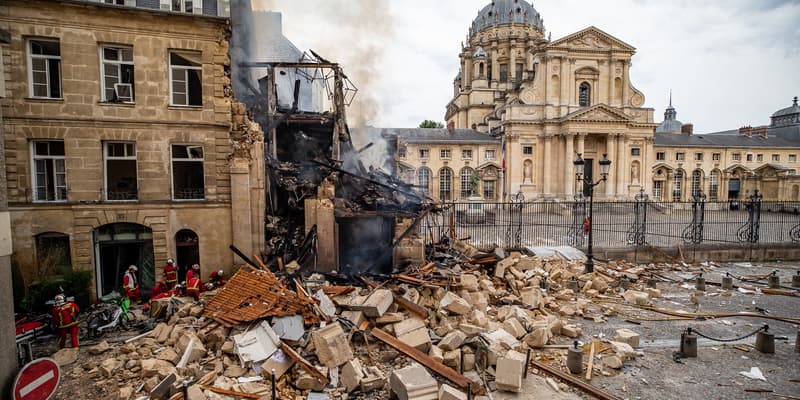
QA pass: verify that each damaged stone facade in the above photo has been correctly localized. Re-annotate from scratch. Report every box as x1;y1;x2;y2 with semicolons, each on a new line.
1;0;262;299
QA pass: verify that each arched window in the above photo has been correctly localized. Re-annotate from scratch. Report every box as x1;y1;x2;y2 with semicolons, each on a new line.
709;170;720;201
460;167;475;198
417;167;431;195
439;168;452;201
691;169;703;198
672;170;684;201
478;62;484;77
579;82;591;107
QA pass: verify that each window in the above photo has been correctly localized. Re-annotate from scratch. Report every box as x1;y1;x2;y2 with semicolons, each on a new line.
478;63;484;77
32;140;67;201
790;154;797;163
756;154;763;162
709;170;719;201
419;149;429;159
732;153;741;162
439;168;452;200
440;148;451;159
676;152;685;161
105;142;137;200
746;154;753;162
169;51;202;106
28;39;61;98
170;0;200;13
672;170;683;201
483;180;495;200
656;152;665;161
485;149;495;160
35;232;72;275
462;149;473;159
772;154;780;162
579;82;591;107
631;148;641;156
398;147;406;158
652;181;663;201
171;144;205;200
691;170;702;198
99;46;135;102
105;0;125;4
522;146;533;155
417;167;431;195
712;153;721;161
499;63;508;82
694;152;703;161
460;167;475;198
515;63;523;82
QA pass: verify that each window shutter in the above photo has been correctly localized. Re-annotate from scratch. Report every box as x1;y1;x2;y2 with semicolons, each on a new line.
159;0;170;10
193;0;203;14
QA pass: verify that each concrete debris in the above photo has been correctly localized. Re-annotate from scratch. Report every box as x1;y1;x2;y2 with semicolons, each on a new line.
439;383;468;400
312;322;353;368
613;328;641;348
440;292;472;315
390;363;440;400
495;350;527;392
271;315;305;342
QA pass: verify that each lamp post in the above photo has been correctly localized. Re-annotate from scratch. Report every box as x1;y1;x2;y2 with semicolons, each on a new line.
574;153;612;273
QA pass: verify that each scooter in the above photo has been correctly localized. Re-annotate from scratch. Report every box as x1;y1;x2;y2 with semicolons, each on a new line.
86;291;134;338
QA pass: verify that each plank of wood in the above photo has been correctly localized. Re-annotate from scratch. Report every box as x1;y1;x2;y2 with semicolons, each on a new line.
585;340;596;381
532;359;623;400
280;342;329;384
197;385;262;399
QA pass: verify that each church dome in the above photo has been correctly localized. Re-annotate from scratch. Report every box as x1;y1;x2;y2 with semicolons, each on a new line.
470;0;544;36
770;96;799;127
655;94;683;133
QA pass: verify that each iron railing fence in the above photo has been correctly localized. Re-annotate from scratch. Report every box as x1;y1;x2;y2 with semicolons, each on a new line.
419;199;800;251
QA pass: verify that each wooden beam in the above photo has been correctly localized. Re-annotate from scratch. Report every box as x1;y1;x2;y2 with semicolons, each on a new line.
532;359;623;400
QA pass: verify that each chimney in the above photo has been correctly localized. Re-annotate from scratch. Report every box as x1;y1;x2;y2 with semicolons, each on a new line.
681;123;693;135
739;126;752;136
447;120;455;134
752;126;768;137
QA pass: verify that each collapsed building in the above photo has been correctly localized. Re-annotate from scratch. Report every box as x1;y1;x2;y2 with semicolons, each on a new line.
229;4;428;276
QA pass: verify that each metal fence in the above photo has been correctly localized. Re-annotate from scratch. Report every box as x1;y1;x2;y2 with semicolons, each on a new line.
419;197;800;251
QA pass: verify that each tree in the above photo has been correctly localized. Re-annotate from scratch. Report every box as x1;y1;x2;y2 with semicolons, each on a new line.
419;120;444;129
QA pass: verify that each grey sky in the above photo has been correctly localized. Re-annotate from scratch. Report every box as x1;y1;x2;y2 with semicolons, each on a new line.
255;0;800;133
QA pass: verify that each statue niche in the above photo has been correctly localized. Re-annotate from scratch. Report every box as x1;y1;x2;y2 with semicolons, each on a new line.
523;159;533;183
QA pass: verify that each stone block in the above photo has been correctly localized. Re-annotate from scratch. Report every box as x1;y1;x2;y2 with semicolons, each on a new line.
389;363;439;400
622;290;649;305
495;257;517;278
52;347;79;367
519;287;541;308
601;355;623;369
645;288;661;298
428;345;444;363
341;358;364;393
260;348;294;378
356;289;394;317
89;340;111;355
439;383;467;400
523;327;551;348
156;347;180;365
271;315;305;342
177;333;207;365
440;292;471;315
295;369;327;391
561;324;582;338
376;312;405;325
312;323;353;368
502;318;527;339
465;291;488;312
443;349;461;369
460;274;479;291
438;330;466;351
360;366;385;392
613;328;640;348
495;350;526;392
398;325;432;352
141;359;177;379
340;310;366;327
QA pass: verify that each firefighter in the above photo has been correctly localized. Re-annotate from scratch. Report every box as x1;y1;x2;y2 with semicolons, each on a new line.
185;263;200;283
52;294;80;349
164;258;178;289
151;280;168;298
123;265;141;303
186;274;202;301
208;269;225;287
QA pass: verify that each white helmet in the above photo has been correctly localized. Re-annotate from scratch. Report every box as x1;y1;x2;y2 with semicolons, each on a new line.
167;258;174;265
192;264;200;270
129;265;138;272
218;270;224;276
54;294;65;306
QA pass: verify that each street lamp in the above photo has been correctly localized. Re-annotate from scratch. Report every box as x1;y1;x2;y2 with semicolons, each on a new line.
574;153;612;273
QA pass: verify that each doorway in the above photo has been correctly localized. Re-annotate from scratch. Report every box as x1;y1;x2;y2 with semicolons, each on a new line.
728;179;741;200
93;223;154;298
175;229;199;283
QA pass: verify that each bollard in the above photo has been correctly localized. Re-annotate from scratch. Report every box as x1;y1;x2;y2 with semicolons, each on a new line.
568;277;580;292
567;340;584;374
768;271;780;289
793;271;800;289
540;277;549;291
680;328;698;357
271;369;276;400
695;273;706;291
647;274;657;289
721;273;733;290
620;276;630;290
755;325;775;354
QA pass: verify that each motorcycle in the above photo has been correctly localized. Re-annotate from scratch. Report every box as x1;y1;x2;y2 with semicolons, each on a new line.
86;291;135;338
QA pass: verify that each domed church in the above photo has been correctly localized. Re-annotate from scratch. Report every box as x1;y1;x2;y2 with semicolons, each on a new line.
444;0;657;201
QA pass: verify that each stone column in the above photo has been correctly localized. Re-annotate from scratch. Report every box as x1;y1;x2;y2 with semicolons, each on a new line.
491;48;499;86
605;134;617;197
509;40;517;81
622;60;630;107
543;135;553;196
616;134;628;197
564;133;575;196
536;135;545;196
576;133;586;157
230;158;253;262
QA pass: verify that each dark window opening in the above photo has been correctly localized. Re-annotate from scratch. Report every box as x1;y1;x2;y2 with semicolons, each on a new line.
579;82;591;107
499;63;508;82
101;46;135;102
478;62;484;77
33;140;67;201
29;39;61;98
487;65;493;81
631;148;641;156
172;144;205;200
106;142;137;200
170;52;202;106
36;232;72;276
523;146;533;155
515;63;523;82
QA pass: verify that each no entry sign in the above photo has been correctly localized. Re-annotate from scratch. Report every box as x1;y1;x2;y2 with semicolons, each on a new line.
13;357;61;400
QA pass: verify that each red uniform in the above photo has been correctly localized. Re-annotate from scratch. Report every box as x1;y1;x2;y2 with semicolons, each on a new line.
123;270;141;302
164;264;178;288
52;302;80;349
209;270;225;286
185;268;196;284
151;281;167;298
186;276;201;300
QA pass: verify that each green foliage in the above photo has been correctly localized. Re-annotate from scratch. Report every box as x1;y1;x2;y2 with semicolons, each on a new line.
19;269;93;313
419;120;444;129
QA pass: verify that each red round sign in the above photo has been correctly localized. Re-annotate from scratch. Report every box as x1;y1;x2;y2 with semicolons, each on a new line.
13;357;61;400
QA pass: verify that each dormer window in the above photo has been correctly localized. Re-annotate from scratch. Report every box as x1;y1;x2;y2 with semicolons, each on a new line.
579;82;591;107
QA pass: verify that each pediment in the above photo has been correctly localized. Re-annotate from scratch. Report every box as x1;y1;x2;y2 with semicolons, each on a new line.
561;104;632;123
723;164;753;174
651;162;674;172
477;161;501;171
547;26;635;52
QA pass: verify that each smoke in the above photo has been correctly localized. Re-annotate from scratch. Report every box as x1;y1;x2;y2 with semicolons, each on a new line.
251;0;394;128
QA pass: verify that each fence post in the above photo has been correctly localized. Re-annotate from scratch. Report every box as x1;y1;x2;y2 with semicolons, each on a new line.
737;190;763;243
682;191;706;244
627;189;647;246
570;193;586;247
